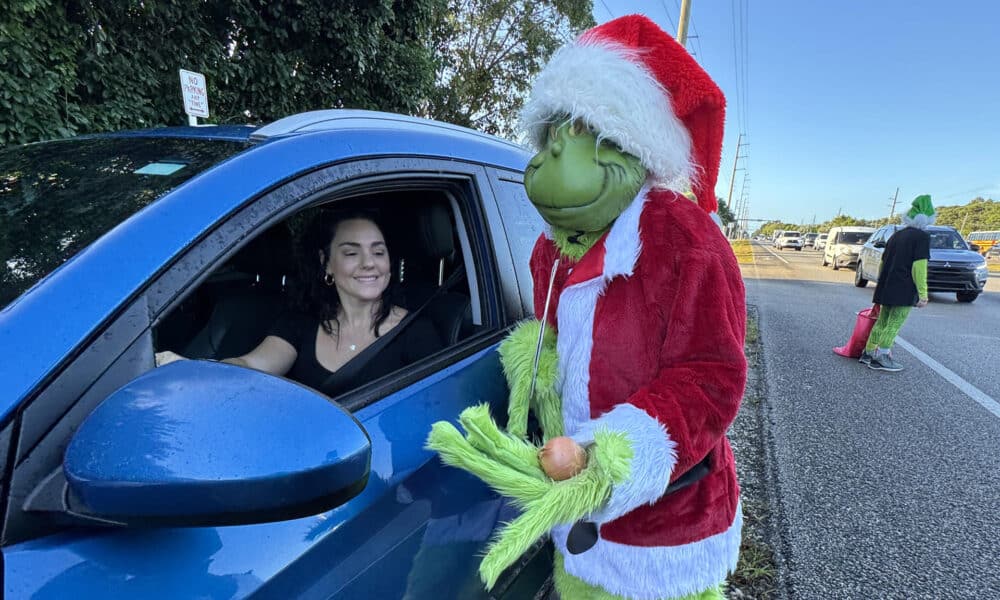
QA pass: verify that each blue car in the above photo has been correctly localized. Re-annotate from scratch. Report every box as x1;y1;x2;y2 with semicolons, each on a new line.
0;111;554;598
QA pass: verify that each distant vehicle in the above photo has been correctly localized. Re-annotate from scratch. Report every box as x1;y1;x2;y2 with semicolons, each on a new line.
823;226;875;269
775;230;804;250
987;245;1000;260
771;230;784;244
813;233;828;250
966;230;1000;255
802;232;818;248
856;225;988;302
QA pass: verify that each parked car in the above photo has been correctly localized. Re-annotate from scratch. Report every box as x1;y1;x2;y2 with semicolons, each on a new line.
813;233;828;250
823;226;875;269
855;224;988;302
802;232;818;248
0;110;553;598
774;230;804;250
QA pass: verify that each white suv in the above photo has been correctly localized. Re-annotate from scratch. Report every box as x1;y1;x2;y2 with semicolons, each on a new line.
775;231;804;251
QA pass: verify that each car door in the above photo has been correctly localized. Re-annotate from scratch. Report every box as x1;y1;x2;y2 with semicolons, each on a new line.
860;227;884;279
2;155;541;599
870;226;894;279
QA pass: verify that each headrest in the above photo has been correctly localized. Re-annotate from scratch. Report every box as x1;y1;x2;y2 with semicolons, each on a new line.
416;203;455;260
230;223;295;280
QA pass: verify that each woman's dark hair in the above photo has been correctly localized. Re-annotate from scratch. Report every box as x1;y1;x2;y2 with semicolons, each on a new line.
293;208;400;338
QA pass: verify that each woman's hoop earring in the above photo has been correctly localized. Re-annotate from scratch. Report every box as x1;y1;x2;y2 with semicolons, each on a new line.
324;273;335;286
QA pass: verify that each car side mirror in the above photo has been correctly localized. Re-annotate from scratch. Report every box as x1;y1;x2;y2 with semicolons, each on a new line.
31;361;371;528
970;243;980;252
873;241;885;249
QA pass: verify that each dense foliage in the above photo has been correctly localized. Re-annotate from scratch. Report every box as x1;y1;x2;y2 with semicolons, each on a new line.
1;0;593;146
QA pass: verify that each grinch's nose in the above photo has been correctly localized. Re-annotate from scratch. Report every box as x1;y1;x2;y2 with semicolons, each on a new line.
550;136;564;157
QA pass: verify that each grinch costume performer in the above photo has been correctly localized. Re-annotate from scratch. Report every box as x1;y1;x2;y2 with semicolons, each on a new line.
861;195;935;372
427;15;747;600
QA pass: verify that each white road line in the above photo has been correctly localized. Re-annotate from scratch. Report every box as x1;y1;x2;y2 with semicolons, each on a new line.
895;336;1000;419
757;242;790;265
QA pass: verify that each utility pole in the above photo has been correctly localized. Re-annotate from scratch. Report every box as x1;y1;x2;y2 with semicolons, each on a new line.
724;133;746;238
888;187;899;219
676;0;692;46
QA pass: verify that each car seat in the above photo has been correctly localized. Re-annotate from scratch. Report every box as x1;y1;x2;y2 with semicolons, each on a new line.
399;203;473;346
181;223;296;359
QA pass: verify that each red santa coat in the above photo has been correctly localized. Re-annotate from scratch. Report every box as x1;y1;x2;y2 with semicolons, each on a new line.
531;188;747;599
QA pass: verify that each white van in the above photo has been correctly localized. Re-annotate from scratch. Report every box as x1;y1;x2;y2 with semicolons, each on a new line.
823;226;876;270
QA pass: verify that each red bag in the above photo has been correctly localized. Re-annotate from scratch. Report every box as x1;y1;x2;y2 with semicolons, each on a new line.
833;304;880;359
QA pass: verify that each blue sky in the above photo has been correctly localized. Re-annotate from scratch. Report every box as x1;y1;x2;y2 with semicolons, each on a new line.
591;1;1000;225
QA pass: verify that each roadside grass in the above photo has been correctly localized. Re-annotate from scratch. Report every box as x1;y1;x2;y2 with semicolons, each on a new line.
726;309;780;599
730;240;755;265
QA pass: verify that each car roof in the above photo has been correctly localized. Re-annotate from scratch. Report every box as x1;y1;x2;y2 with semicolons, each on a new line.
83;109;529;160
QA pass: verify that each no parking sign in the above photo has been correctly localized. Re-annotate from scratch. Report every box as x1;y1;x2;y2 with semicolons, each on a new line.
179;69;209;122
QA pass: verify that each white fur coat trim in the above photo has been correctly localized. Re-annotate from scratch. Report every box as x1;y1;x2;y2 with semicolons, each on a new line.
570;403;677;523
555;191;673;516
553;502;743;599
555;189;648;434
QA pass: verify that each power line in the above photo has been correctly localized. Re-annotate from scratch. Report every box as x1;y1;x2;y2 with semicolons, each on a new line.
673;0;706;70
599;0;615;19
658;0;678;35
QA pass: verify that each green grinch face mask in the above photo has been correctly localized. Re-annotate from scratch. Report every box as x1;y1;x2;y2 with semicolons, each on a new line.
524;118;647;233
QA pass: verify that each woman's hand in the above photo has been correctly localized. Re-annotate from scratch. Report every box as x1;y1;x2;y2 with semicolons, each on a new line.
154;350;187;367
916;298;929;308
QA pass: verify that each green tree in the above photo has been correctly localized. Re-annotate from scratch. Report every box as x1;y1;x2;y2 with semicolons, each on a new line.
426;0;594;137
0;0;449;146
717;198;736;226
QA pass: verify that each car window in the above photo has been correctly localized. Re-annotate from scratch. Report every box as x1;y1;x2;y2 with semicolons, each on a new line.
929;229;969;250
0;136;248;309
836;231;870;244
152;180;500;408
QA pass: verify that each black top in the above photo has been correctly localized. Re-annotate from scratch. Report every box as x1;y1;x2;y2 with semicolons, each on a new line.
268;311;443;398
872;226;930;306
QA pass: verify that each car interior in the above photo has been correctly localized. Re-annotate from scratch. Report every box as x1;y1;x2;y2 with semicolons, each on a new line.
152;187;483;401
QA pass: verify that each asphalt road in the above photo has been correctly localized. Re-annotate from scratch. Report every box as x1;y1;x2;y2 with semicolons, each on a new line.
742;242;1000;599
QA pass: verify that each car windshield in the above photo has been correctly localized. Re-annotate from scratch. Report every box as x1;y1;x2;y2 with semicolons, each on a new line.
0;136;247;308
929;230;969;250
836;232;870;244
783;232;800;237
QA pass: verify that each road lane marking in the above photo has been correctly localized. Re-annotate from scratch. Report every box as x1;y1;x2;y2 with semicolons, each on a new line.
895;337;1000;419
758;243;790;265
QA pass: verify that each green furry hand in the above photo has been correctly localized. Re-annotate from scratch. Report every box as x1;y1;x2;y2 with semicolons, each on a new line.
426;405;632;590
499;320;563;440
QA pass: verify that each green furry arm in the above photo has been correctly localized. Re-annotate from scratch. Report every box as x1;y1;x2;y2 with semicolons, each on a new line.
425;404;635;590
478;429;633;589
912;258;928;299
498;320;562;439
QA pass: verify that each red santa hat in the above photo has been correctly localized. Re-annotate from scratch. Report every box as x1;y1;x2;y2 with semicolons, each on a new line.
519;14;726;213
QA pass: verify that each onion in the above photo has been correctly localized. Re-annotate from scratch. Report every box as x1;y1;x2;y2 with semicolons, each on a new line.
538;436;588;481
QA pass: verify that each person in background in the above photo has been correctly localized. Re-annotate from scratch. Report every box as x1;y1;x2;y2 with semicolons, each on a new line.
860;195;934;372
156;210;443;396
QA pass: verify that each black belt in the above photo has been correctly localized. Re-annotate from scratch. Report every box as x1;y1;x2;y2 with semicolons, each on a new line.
565;453;713;555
